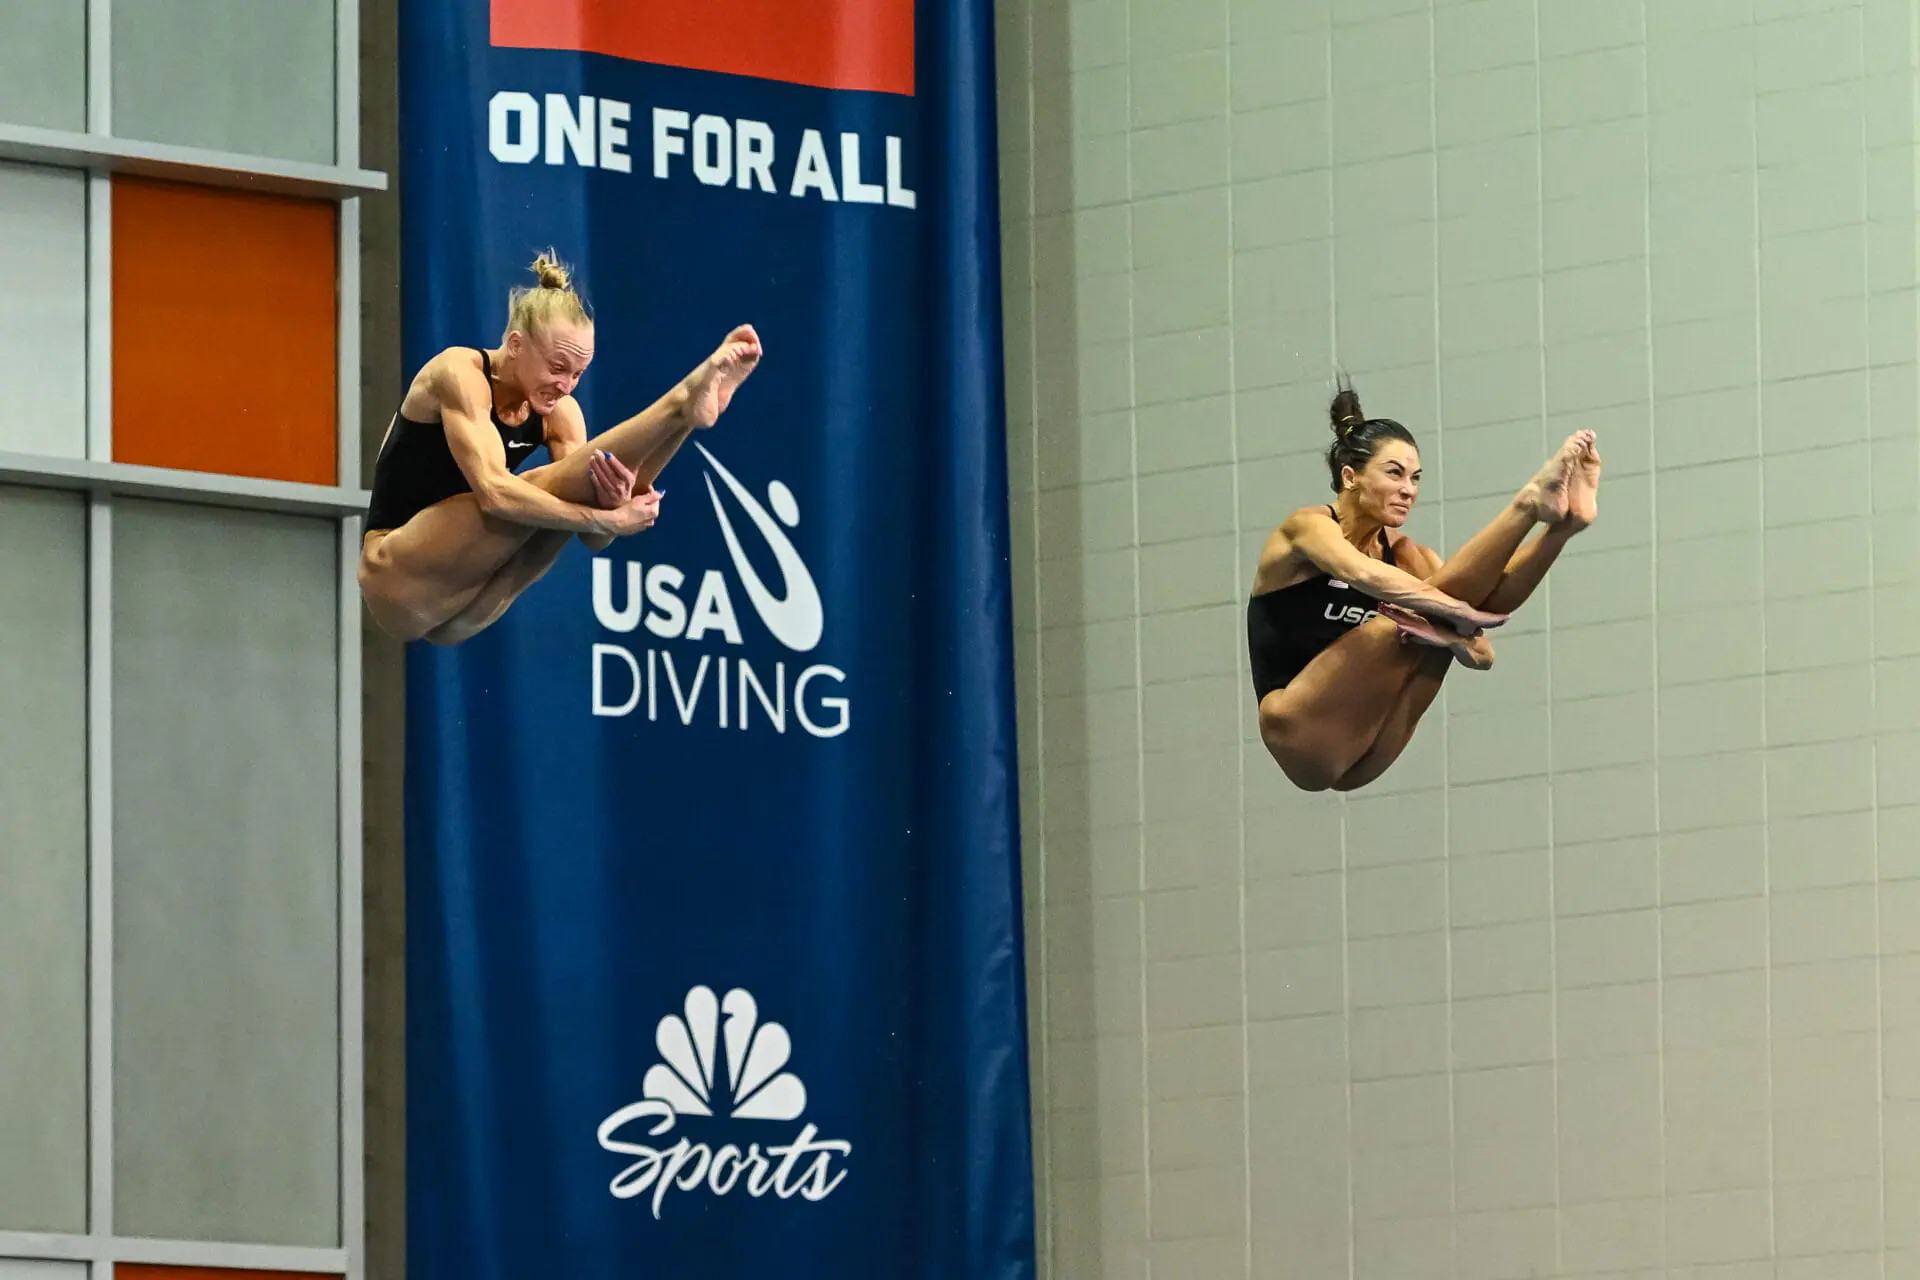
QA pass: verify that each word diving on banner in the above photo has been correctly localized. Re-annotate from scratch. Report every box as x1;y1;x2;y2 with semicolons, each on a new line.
488;92;918;209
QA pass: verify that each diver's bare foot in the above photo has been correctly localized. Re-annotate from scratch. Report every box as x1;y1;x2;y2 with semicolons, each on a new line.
1565;435;1602;530
1453;632;1495;670
1517;429;1594;524
681;324;762;428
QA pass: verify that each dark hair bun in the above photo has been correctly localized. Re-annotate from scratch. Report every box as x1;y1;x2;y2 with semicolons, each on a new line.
1330;387;1365;436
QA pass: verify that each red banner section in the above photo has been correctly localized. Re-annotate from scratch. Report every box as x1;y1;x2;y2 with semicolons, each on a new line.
490;0;915;96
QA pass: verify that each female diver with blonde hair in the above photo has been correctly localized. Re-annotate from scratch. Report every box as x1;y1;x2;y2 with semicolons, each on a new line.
1247;383;1602;792
359;251;762;644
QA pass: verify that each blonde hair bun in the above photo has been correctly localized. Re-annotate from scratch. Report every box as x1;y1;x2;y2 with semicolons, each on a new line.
502;247;591;342
531;252;571;291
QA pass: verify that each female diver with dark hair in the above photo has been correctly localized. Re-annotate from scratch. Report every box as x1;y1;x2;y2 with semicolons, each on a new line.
1248;384;1601;792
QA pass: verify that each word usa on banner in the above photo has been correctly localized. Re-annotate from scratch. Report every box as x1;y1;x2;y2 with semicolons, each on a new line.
489;93;918;209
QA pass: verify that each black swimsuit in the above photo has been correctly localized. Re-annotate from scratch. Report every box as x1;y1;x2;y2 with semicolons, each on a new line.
365;348;547;532
1246;506;1400;700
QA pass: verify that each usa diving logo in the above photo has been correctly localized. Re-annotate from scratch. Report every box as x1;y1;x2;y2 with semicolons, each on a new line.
595;986;852;1218
588;443;849;737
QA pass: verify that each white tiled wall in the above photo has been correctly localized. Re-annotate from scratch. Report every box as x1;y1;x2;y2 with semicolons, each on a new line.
999;0;1920;1275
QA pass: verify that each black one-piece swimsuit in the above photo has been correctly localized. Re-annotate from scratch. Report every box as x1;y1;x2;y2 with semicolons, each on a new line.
364;347;547;533
1246;505;1399;701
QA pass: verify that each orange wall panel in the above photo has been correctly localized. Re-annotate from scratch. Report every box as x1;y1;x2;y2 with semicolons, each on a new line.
118;1269;336;1280
112;177;338;486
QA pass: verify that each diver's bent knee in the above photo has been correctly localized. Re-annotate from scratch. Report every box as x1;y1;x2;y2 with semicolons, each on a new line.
1260;710;1340;792
1282;758;1340;792
357;548;446;642
368;605;435;644
359;579;438;643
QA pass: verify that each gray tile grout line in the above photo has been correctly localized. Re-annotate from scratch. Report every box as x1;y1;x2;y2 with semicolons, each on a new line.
1863;2;1887;1273
1430;4;1463;1277
1221;0;1254;1274
1746;0;1780;1257
1638;1;1668;1270
1525;2;1567;1273
1323;16;1359;1278
1119;3;1153;1270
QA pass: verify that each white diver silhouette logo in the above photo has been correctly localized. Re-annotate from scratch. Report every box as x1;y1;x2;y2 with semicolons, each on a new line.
695;443;824;653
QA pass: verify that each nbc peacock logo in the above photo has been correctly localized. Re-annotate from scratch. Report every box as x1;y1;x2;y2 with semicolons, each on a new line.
596;985;852;1218
645;985;806;1119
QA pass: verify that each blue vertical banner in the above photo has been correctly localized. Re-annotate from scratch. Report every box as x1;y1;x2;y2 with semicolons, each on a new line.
398;2;1036;1277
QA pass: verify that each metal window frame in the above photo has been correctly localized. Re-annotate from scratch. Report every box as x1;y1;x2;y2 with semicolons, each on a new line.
84;5;114;1274
0;1232;348;1275
0;2;383;1277
334;0;369;1274
0;122;386;201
